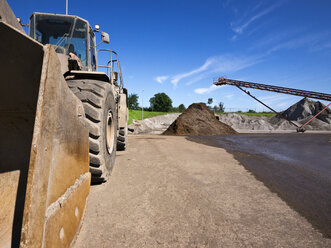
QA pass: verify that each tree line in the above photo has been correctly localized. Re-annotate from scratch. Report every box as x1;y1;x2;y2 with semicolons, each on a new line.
128;93;225;113
128;92;185;112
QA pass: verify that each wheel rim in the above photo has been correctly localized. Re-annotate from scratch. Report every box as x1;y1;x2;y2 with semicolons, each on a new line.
106;110;115;154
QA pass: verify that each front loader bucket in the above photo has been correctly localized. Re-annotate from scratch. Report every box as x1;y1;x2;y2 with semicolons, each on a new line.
0;21;90;248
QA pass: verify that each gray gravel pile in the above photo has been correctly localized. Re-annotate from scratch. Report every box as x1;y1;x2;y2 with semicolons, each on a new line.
218;114;276;131
218;114;331;131
279;97;331;124
129;98;331;134
129;113;180;134
219;98;331;132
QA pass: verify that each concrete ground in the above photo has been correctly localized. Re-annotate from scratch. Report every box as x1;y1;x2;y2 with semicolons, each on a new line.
189;133;331;238
75;135;330;247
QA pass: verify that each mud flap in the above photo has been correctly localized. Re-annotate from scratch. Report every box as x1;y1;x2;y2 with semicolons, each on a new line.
0;22;90;248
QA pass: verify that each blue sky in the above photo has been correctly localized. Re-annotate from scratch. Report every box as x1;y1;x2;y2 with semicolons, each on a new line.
9;0;331;111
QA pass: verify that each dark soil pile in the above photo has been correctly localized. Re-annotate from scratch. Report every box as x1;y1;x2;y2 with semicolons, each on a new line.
163;103;237;135
277;97;331;124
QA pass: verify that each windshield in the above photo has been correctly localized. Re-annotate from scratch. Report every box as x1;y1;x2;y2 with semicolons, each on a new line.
31;14;88;66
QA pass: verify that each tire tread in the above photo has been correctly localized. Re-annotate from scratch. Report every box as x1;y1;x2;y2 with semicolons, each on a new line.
67;79;117;182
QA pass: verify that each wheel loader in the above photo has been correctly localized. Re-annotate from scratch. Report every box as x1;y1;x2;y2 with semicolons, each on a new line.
27;11;129;181
0;0;128;247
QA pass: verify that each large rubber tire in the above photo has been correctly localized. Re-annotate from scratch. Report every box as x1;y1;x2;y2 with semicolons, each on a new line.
117;105;129;151
117;109;128;151
67;79;118;183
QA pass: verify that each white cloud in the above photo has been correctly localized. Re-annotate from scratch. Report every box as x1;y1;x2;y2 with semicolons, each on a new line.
170;59;213;87
186;73;211;86
267;32;331;53
154;76;169;84
194;85;220;95
231;1;283;35
248;28;331;55
251;1;264;13
209;55;261;74
170;54;262;87
249;29;301;50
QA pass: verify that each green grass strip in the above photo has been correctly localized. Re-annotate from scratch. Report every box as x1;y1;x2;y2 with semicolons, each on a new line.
128;110;171;124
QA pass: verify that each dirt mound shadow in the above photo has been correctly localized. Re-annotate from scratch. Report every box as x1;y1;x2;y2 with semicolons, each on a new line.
163;103;237;135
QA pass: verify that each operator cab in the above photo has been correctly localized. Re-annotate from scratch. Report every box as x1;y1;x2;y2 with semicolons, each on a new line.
29;13;96;71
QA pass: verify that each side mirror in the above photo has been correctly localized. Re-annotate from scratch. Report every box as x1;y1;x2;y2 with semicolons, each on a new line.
101;32;110;44
16;17;29;27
